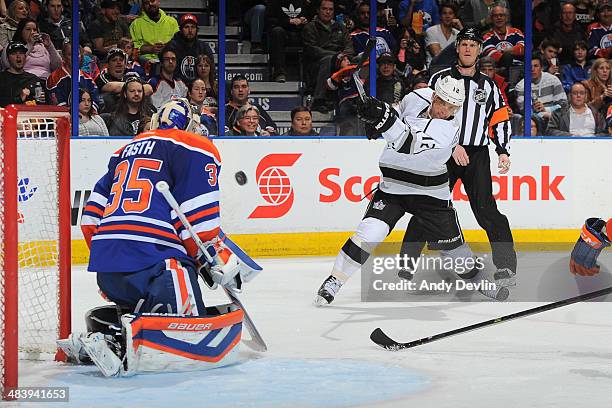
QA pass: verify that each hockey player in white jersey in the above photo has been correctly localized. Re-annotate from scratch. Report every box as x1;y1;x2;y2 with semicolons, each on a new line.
315;76;508;305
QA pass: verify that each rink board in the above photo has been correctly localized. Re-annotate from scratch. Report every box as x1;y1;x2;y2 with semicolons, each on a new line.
61;137;610;263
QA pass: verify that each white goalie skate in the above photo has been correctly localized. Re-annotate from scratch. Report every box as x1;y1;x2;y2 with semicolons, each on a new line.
57;333;92;364
79;332;122;377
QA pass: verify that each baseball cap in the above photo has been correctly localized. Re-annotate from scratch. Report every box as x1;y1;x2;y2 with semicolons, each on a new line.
107;48;127;62
377;52;395;64
101;0;121;9
180;13;198;26
6;41;28;55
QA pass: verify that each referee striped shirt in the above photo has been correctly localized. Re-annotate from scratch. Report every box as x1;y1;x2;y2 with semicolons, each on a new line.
429;67;512;155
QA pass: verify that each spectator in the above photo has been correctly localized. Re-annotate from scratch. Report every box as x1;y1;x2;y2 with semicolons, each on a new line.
78;88;109;136
575;0;597;31
102;76;152;136
88;0;129;60
0;0;28;52
350;2;396;56
5;18;61;81
187;78;217;137
147;47;187;110
96;48;152;113
241;1;266;53
168;13;214;83
303;0;354;112
561;40;591;93
607;104;612;135
129;0;178;63
118;37;146;78
282;106;319;136
516;54;567;122
396;26;426;73
195;54;218;113
546;82;605;136
46;40;101;112
480;55;511;110
39;0;89;50
532;0;562;47
582;57;612;113
460;0;507;32
228;104;270;136
482;5;525;68
539;38;561;78
225;74;277;133
398;0;440;35
424;3;461;65
374;52;406;105
531;114;545;136
325;52;364;135
552;3;587;66
587;1;612;59
267;0;313;83
410;71;430;91
374;0;401;37
0;41;45;106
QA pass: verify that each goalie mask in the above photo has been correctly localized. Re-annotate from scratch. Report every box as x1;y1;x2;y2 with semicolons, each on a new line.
151;98;202;134
434;76;465;107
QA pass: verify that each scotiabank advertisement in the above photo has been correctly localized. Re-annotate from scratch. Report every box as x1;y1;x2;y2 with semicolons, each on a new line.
70;138;608;239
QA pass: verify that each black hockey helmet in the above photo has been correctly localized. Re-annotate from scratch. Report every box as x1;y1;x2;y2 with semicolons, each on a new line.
455;27;482;47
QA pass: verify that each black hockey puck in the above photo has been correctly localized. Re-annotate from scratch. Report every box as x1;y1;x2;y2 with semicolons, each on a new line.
235;171;247;185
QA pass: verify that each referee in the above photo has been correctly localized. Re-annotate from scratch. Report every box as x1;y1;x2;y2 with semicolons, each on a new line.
403;27;517;287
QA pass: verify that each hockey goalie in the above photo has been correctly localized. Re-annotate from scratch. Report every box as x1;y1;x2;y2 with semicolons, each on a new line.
58;99;260;377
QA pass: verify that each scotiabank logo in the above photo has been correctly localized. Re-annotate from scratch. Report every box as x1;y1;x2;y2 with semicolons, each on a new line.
248;154;301;219
319;165;565;202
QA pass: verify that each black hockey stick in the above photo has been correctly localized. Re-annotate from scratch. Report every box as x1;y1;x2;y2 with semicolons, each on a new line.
353;37;376;101
371;285;612;351
156;181;267;352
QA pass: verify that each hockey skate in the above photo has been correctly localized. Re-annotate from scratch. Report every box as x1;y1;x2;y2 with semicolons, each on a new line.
494;268;516;287
458;267;509;301
314;275;344;306
57;333;93;364
79;332;122;377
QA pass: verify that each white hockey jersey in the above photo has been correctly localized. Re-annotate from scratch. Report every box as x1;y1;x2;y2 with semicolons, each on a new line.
377;88;460;200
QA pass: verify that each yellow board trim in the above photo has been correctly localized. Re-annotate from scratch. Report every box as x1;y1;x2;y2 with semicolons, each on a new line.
69;229;580;264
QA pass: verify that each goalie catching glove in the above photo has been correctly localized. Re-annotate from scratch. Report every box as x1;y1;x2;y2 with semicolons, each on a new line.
357;96;398;137
569;218;611;276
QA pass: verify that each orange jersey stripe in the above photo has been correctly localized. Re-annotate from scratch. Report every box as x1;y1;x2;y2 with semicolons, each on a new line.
134;129;221;163
170;259;190;312
97;224;181;242
488;106;511;139
173;206;220;230
84;204;104;217
182;227;220;258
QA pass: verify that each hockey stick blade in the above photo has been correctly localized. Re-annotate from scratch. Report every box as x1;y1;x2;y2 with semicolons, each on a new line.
371;285;612;351
224;287;267;352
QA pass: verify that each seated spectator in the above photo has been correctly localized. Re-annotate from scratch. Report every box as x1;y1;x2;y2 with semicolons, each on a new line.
480;56;511;110
587;1;612;59
396;26;426;74
303;0;354;112
482;5;525;68
241;1;266;53
546;82;605;136
168;14;214;83
575;0;597;30
539;38;561;78
460;0;507;33
410;71;430;91
129;0;178;63
0;41;45;106
225;74;277;133
187;78;217;137
552;3;587;66
561;40;591;93
374;1;401;38
228;104;270;136
582;57;612;113
39;0;89;50
398;0;440;35
424;3;461;65
350;2;396;56
325;52;363;135
102;76;152;136
282;106;319;136
531;114;546;136
516;54;567;123
266;0;313;83
147;47;187;110
88;0;129;61
5;18;61;81
118;37;146;78
96;48;152;113
78;88;109;136
0;0;28;52
532;0;562;47
195;54;218;113
46;40;101;112
373;52;406;105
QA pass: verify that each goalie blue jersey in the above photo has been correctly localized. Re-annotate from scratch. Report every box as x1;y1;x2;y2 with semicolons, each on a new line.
81;129;222;273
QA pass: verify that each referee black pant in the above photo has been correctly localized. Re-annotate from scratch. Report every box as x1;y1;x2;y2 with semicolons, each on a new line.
403;146;517;273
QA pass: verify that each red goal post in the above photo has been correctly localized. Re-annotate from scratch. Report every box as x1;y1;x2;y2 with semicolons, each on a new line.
0;105;71;400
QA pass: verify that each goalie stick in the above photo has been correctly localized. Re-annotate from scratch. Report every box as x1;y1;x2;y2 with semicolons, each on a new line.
370;285;612;351
155;181;267;352
353;37;376;102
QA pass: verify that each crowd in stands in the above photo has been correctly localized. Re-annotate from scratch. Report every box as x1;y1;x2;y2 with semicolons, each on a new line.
0;0;611;137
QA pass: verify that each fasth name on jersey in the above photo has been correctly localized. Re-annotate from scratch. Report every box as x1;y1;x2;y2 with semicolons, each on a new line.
121;140;157;158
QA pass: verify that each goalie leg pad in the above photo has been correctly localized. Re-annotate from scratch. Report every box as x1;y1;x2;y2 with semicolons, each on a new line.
121;305;243;376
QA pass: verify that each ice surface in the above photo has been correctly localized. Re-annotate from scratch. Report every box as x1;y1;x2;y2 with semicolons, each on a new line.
10;255;612;408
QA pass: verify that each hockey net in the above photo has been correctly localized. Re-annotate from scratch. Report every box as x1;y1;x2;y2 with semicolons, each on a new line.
0;105;71;399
